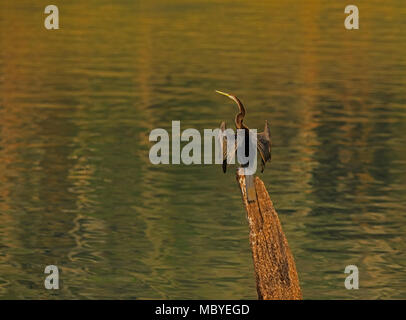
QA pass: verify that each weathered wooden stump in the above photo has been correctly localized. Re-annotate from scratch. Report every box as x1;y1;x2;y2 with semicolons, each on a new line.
237;170;302;300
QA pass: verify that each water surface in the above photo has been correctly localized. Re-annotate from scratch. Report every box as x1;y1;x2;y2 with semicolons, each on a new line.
0;0;405;299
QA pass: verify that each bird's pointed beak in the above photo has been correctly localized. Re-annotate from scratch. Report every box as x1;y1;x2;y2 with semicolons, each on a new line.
215;90;234;100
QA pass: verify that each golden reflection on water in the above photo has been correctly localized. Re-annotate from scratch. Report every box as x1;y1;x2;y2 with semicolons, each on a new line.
0;0;406;299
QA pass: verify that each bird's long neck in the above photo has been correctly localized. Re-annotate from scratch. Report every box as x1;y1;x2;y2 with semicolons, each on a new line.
235;114;249;130
235;96;245;118
234;97;247;129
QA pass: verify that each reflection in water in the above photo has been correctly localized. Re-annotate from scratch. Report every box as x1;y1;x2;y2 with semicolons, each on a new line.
0;1;405;299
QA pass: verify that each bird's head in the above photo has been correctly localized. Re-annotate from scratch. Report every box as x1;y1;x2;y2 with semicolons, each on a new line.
215;90;246;129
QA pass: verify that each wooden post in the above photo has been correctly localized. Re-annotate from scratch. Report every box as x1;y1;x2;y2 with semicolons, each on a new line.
237;170;302;300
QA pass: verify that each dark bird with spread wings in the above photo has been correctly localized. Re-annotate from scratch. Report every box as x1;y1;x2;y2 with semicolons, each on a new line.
216;90;272;174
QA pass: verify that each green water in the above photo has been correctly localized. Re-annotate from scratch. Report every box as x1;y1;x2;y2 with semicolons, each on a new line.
0;1;405;299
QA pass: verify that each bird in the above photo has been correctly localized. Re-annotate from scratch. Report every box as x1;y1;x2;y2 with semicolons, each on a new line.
216;90;272;174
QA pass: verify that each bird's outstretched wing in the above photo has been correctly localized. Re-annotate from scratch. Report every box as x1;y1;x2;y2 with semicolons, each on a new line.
218;121;239;173
257;120;272;173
